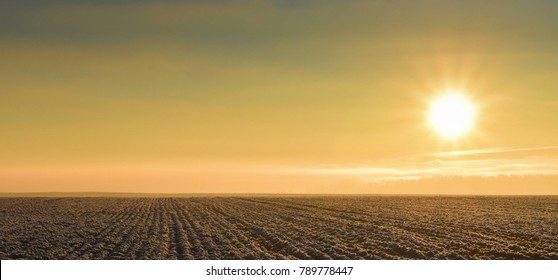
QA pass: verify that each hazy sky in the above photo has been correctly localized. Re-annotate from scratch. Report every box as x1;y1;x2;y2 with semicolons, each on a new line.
1;0;557;194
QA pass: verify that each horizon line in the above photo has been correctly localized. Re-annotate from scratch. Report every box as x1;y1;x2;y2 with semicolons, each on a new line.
1;192;557;197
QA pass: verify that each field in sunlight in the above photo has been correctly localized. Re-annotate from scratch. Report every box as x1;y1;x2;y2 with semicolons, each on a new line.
1;196;557;260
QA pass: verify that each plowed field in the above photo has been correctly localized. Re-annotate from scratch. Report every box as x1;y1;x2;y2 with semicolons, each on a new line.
1;196;557;259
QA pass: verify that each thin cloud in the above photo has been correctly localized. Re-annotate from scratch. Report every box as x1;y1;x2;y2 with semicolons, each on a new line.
271;148;558;183
431;146;558;157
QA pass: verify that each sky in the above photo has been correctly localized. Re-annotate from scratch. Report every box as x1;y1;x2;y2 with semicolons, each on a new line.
1;0;557;194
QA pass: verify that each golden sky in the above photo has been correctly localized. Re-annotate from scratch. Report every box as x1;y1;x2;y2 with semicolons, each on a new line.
1;0;557;194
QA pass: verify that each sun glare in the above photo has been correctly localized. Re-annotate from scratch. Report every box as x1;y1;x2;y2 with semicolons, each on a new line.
428;91;476;139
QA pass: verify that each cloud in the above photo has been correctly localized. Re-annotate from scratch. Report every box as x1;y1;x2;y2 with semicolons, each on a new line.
431;146;558;157
2;147;558;194
269;146;558;183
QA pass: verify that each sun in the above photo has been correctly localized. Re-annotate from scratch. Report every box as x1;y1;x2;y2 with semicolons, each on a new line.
428;91;477;139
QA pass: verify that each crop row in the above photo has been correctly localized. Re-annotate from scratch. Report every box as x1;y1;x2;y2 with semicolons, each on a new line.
1;196;557;259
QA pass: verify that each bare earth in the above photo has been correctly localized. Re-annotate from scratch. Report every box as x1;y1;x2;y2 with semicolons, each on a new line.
1;196;557;259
